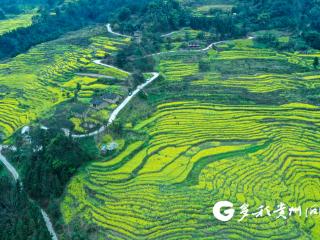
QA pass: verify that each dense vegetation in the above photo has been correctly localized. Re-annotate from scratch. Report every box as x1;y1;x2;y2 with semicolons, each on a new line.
0;0;148;59
0;176;51;240
13;128;91;202
0;128;94;239
114;0;191;33
235;0;320;49
236;0;320;30
2;0;320;60
0;0;49;16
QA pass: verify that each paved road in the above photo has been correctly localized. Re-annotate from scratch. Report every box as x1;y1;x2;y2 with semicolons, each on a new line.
41;25;159;139
72;72;159;138
93;59;131;75
0;145;58;240
142;36;253;59
75;73;115;79
71;25;159;138
0;145;19;181
161;30;181;38
107;72;159;125
106;23;131;38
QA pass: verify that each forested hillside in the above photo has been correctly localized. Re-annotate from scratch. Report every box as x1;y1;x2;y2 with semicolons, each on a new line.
2;0;320;60
235;0;320;49
0;0;149;59
0;175;51;240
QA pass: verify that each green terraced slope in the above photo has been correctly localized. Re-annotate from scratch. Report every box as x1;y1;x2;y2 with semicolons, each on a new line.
61;37;320;239
0;12;35;36
62;102;320;239
0;25;129;138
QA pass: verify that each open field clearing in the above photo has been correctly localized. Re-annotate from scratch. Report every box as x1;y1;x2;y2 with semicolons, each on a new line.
190;0;234;13
0;25;128;138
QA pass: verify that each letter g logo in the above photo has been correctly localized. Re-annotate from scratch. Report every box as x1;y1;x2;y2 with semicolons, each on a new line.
212;201;235;222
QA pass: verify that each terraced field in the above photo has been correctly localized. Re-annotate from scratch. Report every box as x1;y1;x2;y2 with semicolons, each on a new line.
0;12;35;36
0;25;128;138
159;60;199;81
62;101;320;239
61;36;320;239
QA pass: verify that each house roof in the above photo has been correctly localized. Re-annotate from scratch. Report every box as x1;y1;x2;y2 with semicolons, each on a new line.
101;92;119;100
70;103;87;113
107;142;118;150
91;98;104;105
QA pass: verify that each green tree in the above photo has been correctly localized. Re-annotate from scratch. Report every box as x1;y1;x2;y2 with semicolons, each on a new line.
74;83;81;101
184;31;191;41
117;7;131;21
303;31;320;50
0;176;51;239
313;57;319;69
76;82;82;92
131;71;145;86
255;33;279;48
199;60;210;72
14;128;91;201
197;31;205;40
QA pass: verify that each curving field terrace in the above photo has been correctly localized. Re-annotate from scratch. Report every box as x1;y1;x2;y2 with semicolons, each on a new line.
62;101;320;239
62;35;320;239
0;25;128;138
0;12;35;36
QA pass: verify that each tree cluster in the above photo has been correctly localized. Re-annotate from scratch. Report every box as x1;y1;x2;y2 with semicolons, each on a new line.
114;0;191;34
0;177;51;240
0;0;150;59
234;0;320;49
13;128;91;202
